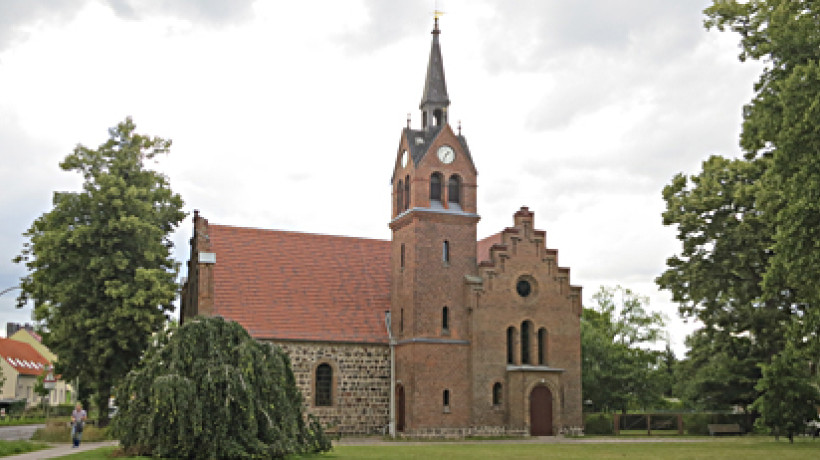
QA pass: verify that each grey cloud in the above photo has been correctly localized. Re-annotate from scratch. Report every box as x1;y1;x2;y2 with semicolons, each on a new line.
478;0;707;73
0;0;255;51
337;0;428;54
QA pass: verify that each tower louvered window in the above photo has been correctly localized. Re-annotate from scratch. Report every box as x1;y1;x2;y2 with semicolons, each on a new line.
448;175;460;204
430;173;443;201
404;175;411;210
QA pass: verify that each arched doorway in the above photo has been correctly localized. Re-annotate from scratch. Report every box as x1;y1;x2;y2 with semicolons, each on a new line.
396;384;405;432
529;385;553;436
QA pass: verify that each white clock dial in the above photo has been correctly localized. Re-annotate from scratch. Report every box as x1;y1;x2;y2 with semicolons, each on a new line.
437;145;455;164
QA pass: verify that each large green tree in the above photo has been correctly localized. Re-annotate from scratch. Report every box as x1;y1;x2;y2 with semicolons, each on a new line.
705;0;820;343
112;316;331;459
657;155;791;409
15;117;185;421
752;344;820;443
581;286;667;412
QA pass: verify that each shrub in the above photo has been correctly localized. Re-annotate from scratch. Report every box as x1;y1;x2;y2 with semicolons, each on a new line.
111;316;331;459
682;413;753;435
584;413;614;435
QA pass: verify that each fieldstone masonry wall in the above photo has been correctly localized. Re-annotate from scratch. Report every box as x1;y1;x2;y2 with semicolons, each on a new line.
272;341;391;435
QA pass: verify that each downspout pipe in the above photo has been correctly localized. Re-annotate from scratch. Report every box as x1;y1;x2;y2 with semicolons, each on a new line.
385;311;396;438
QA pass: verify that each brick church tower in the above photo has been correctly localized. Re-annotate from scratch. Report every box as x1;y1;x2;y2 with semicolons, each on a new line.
389;18;583;437
389;17;480;435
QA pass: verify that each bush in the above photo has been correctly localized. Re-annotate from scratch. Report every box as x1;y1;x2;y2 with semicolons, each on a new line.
111;316;331;459
584;413;614;435
31;424;111;443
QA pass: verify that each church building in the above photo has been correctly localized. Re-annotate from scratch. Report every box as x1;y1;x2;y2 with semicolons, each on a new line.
180;19;583;437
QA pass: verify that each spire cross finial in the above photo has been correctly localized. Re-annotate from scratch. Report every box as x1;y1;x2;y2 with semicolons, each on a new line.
433;8;444;34
458;120;462;135
407;113;411;129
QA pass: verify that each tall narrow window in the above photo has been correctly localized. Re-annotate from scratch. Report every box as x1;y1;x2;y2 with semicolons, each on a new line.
404;175;411;210
400;244;405;269
443;240;450;263
443;389;450;407
521;321;532;365
430;173;442;201
448;175;461;204
492;382;503;406
400;308;404;333
442;306;449;331
397;180;403;213
506;326;515;364
538;327;548;365
315;364;332;406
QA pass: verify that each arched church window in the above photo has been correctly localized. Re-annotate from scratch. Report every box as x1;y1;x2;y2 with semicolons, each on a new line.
506;326;516;364
404;175;411;210
492;382;502;406
521;320;532;365
315;363;332;406
430;173;443;202
397;179;404;214
442;306;449;331
448;175;461;204
538;327;548;365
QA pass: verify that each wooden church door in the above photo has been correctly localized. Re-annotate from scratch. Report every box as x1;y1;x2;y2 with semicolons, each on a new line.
530;385;553;435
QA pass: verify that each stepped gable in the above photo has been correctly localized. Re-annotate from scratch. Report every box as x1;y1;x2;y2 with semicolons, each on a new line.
477;207;582;308
205;222;391;344
0;338;49;376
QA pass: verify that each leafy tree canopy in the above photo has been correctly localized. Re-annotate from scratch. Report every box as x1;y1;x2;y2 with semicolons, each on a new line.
581;286;668;413
15;117;185;419
752;344;820;442
111;316;331;459
705;0;820;339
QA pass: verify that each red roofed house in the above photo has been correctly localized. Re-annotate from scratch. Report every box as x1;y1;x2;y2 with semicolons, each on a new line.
0;337;72;407
181;19;583;437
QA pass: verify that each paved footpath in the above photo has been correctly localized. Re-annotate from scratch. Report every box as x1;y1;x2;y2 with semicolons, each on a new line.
3;441;119;459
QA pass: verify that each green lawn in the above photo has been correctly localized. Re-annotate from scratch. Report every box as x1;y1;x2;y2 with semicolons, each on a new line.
55;437;820;460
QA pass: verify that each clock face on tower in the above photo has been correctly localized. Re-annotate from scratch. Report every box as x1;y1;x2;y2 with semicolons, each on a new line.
437;145;455;164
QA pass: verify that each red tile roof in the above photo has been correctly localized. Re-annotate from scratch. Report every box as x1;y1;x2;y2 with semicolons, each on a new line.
477;231;503;264
0;338;49;376
208;225;392;344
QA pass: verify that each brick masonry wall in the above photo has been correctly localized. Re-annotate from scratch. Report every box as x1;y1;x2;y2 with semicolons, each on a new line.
272;341;391;435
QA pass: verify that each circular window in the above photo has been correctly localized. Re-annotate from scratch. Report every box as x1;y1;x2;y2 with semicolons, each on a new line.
516;279;532;297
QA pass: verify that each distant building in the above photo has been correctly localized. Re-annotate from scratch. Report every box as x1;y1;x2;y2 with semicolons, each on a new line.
6;323;36;339
181;19;583;437
0;332;73;407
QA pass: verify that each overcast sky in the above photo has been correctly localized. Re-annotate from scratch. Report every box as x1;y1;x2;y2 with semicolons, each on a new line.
0;0;763;355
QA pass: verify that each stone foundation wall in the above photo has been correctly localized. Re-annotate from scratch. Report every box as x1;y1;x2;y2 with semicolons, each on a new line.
400;425;528;439
271;340;391;435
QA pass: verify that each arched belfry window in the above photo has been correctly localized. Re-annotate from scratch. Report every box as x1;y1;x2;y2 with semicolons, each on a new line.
538;327;548;365
521;321;532;365
434;109;444;126
404;175;411;210
506;326;516;364
397;179;404;213
492;382;503;406
448;175;461;205
442;306;449;331
430;173;443;202
315;363;332;406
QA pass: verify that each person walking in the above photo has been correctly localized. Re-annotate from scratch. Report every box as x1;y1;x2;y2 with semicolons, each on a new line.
70;403;87;448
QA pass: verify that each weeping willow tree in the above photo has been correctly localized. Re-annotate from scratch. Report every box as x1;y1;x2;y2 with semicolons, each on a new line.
111;316;331;459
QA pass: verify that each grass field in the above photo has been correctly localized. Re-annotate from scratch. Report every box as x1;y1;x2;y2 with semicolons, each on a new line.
0;439;51;457
53;437;820;460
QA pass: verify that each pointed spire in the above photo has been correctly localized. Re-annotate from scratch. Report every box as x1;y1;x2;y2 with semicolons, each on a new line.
419;16;450;130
